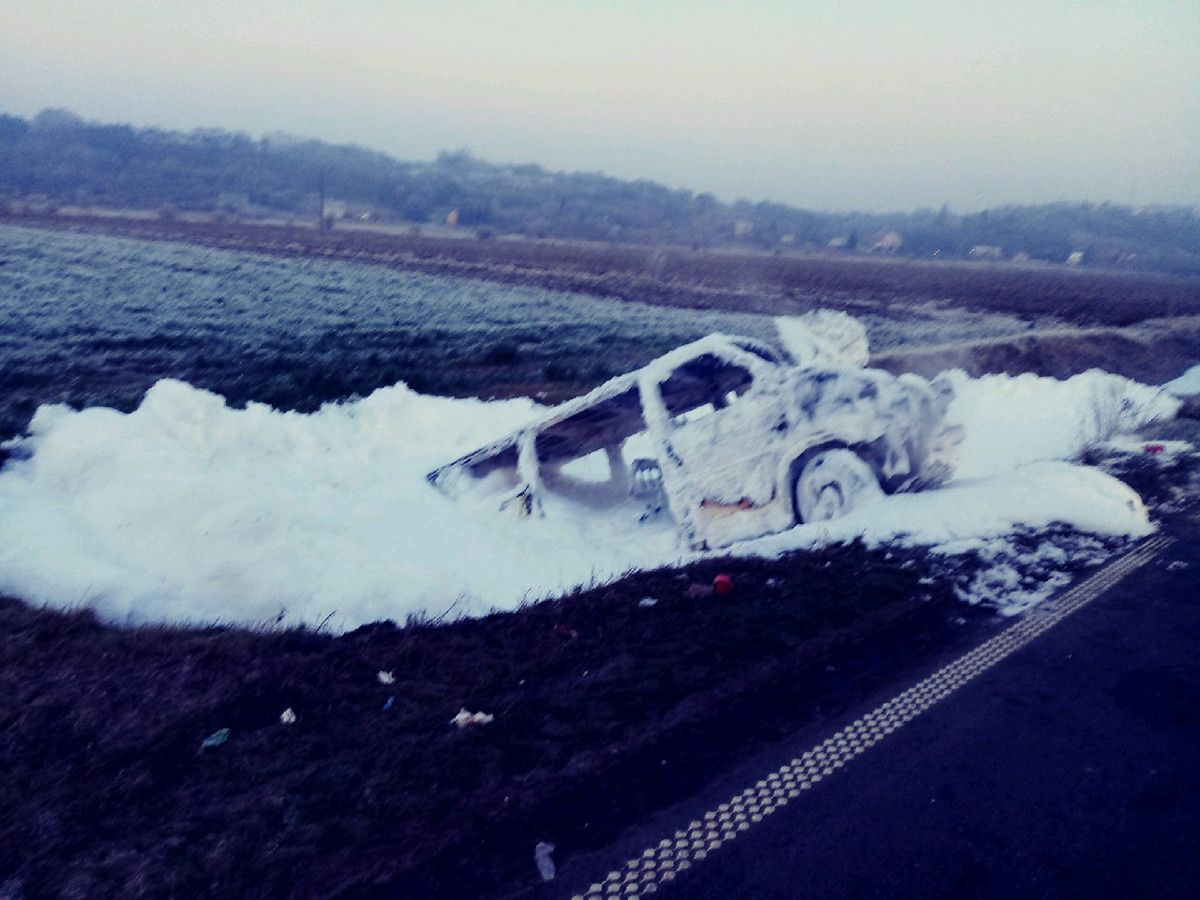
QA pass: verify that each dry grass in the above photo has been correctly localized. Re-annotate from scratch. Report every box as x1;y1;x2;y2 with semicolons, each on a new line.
873;316;1200;382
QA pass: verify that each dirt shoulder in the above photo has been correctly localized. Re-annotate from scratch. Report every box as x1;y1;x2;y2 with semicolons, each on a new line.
5;211;1197;326
2;543;1020;899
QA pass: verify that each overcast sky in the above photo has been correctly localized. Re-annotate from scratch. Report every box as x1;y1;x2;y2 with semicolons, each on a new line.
2;0;1197;211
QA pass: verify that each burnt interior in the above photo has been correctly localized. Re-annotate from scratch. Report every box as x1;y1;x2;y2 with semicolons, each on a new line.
463;354;756;479
658;354;754;416
535;388;644;464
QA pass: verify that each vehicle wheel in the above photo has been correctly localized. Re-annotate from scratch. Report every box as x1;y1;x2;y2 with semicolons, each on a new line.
792;448;883;523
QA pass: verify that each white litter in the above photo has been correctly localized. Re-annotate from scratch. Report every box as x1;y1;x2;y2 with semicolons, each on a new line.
279;708;297;725
534;841;556;882
451;708;494;728
377;670;395;685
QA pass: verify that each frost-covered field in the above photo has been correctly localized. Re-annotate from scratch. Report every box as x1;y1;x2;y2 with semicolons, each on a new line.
0;362;1181;629
0;224;1061;441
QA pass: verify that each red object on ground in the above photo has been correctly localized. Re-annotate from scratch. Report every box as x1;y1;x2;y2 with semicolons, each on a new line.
713;574;734;595
1145;443;1165;455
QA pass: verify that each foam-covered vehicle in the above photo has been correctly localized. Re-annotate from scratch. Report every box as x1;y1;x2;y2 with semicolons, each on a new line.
428;314;963;550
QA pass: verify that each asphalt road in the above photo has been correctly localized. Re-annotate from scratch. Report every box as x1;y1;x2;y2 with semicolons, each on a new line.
561;512;1200;899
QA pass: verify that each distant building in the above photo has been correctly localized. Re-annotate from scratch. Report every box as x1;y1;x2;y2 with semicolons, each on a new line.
1011;251;1031;263
1065;250;1086;266
827;236;850;249
865;230;903;254
969;245;1003;260
733;219;754;238
445;209;460;227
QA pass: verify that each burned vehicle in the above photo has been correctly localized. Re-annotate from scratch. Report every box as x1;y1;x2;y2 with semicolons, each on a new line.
428;323;962;550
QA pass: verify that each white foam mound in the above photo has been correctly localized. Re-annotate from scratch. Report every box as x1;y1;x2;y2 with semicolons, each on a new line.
943;368;1180;478
0;367;1174;630
737;461;1150;559
1165;364;1200;397
775;311;870;368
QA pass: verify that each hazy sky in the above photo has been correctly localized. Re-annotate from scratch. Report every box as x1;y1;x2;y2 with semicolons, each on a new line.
3;0;1197;211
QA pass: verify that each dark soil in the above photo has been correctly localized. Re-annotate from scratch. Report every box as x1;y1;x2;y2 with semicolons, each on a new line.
0;542;1016;900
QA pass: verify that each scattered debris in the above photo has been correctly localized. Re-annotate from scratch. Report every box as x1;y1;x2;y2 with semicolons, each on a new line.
685;583;711;600
382;696;396;712
1145;443;1165;455
279;708;297;725
638;597;658;608
200;728;230;750
451;708;495;729
534;841;556;882
713;573;734;595
1167;560;1189;572
553;624;580;640
377;670;395;685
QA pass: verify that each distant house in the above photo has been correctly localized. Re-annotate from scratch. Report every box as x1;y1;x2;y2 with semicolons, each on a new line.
827;236;850;249
1065;250;1086;267
969;245;1003;260
865;230;903;254
733;219;754;238
445;209;460;227
1011;251;1031;263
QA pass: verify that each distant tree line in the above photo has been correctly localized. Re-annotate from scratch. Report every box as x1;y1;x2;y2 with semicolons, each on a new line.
2;109;1198;274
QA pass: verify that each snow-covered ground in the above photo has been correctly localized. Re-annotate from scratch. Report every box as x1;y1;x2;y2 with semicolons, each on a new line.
0;363;1183;630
